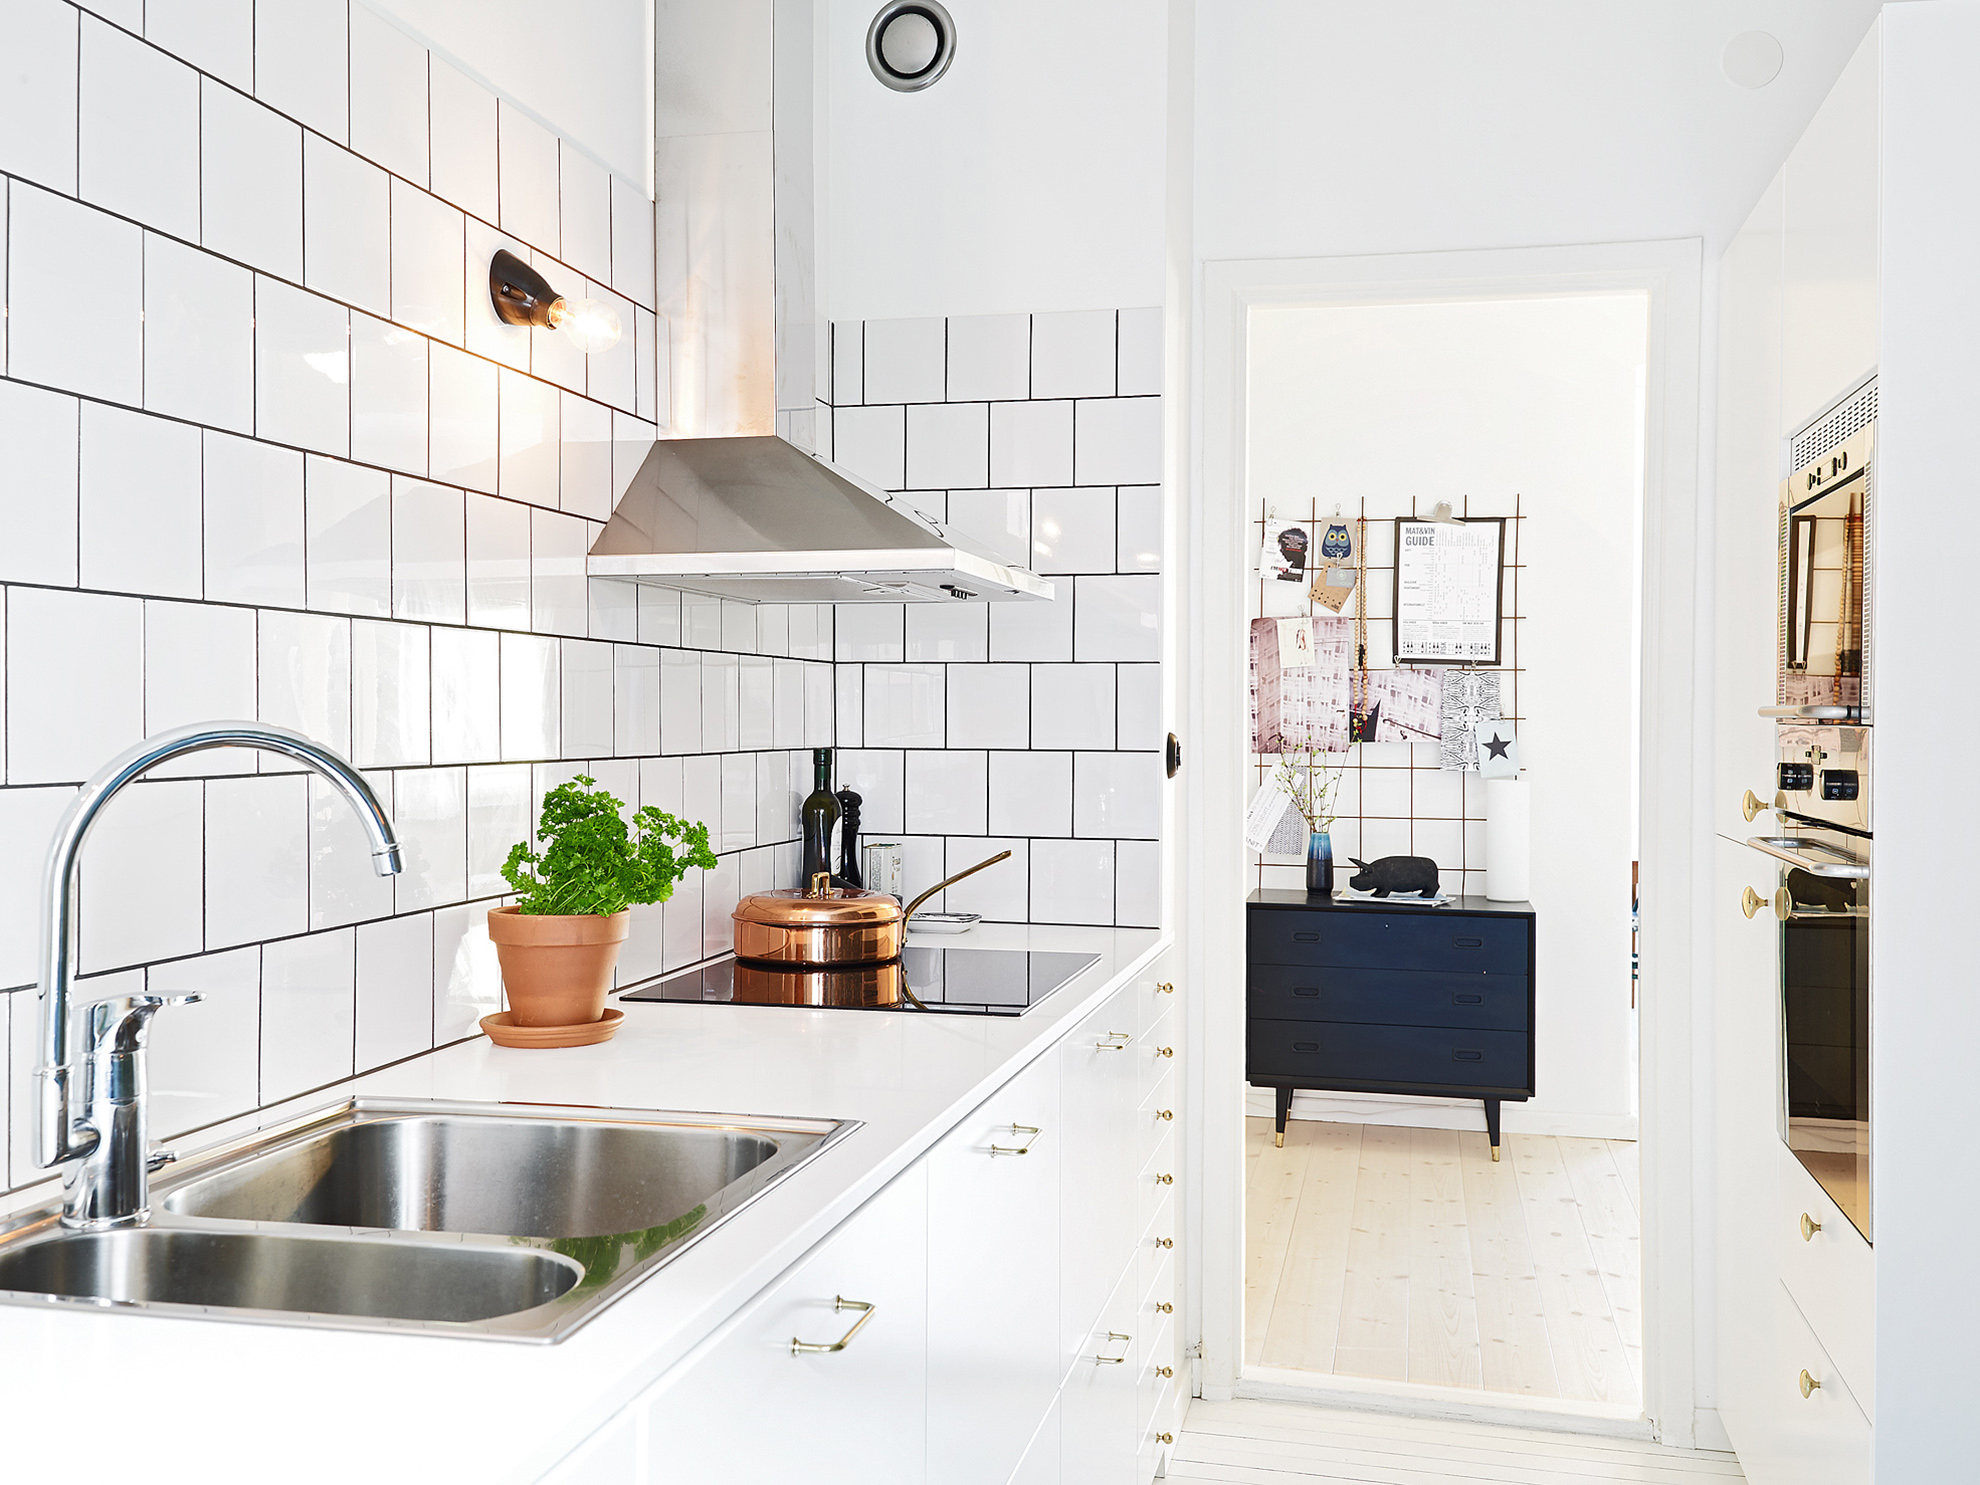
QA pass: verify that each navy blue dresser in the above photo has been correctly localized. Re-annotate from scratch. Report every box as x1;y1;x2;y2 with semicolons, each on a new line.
1246;889;1537;1160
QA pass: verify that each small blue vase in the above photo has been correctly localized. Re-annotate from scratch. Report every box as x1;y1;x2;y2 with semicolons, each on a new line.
1305;831;1334;896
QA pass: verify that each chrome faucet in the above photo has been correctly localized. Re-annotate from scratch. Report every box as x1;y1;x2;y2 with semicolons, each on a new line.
35;722;402;1229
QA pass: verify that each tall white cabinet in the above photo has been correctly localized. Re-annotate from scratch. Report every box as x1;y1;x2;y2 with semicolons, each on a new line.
1713;7;1980;1478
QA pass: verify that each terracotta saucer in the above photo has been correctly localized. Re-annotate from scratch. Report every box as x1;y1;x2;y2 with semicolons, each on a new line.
480;1007;624;1049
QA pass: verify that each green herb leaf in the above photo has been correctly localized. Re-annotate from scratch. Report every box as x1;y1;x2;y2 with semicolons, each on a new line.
501;775;719;915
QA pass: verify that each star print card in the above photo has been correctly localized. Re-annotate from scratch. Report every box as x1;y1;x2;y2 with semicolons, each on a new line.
1476;721;1520;778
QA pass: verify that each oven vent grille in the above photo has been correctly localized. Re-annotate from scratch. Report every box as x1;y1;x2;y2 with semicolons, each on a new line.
1792;379;1877;469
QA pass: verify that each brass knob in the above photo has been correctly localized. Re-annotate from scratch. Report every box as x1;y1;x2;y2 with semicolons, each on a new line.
1157;1433;1174;1445
1155;1173;1174;1185
1156;1045;1174;1059
1154;1237;1173;1249
1155;1301;1173;1314
1743;788;1785;822
1801;1212;1821;1242
1799;1369;1820;1398
1157;981;1174;994
1156;1109;1173;1121
1156;1365;1173;1377
1741;886;1765;919
1774;886;1792;923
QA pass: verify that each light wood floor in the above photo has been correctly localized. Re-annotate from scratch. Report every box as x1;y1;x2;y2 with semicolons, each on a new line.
1169;1398;1743;1483
1246;1118;1642;1407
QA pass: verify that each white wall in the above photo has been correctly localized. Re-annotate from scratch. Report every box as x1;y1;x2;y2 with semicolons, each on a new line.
1245;295;1647;1130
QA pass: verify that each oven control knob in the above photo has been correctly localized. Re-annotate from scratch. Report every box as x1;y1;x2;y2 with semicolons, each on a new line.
1820;769;1859;801
1778;762;1814;792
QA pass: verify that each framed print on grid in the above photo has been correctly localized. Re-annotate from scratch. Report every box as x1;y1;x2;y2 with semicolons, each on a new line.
1391;516;1507;665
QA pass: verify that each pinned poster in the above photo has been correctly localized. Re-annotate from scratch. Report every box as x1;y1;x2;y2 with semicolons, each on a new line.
1261;521;1313;583
1476;720;1520;779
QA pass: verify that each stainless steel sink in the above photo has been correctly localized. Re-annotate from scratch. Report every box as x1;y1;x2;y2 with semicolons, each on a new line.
0;1099;853;1342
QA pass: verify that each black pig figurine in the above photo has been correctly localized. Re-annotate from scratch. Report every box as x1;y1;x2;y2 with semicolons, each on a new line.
1346;855;1440;897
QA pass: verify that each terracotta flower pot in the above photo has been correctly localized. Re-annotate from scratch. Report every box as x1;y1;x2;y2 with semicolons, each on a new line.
486;906;631;1027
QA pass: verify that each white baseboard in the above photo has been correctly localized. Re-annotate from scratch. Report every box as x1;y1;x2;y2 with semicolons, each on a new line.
1244;1085;1640;1142
1234;1365;1651;1437
1691;1407;1733;1453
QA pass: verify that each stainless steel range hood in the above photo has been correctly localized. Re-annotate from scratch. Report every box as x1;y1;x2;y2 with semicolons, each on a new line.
593;0;1050;604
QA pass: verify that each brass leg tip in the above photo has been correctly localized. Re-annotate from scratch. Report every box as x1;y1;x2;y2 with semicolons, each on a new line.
1491;1145;1501;1162
1275;1132;1285;1148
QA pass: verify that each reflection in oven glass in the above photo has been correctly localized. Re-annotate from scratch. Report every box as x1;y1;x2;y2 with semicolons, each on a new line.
1782;889;1869;1238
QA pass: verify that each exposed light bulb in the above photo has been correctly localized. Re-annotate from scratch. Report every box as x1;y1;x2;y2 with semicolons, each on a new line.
550;296;623;354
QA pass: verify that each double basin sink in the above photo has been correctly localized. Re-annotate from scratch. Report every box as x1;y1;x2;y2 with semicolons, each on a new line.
0;1099;849;1342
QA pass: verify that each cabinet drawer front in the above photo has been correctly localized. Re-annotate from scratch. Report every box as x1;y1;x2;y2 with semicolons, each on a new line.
1061;987;1142;1350
1136;1124;1176;1237
1777;1146;1874;1417
1248;963;1529;1031
1249;910;1528;974
1137;1187;1175;1306
1138;1009;1177;1100
1246;1018;1530;1094
1771;1283;1872;1484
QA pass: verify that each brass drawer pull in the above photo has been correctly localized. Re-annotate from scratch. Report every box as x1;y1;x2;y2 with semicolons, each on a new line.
1800;1212;1821;1241
1156;1365;1173;1378
1155;1109;1173;1122
1153;1236;1173;1250
1155;1301;1173;1314
1799;1369;1820;1398
1741;886;1765;919
1154;1173;1174;1185
791;1296;876;1355
1157;1433;1174;1446
1094;1331;1131;1365
1155;1045;1174;1059
990;1124;1041;1157
1097;1031;1133;1051
1157;981;1174;994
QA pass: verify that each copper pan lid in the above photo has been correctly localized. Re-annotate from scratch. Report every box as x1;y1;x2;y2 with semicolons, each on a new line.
732;873;905;930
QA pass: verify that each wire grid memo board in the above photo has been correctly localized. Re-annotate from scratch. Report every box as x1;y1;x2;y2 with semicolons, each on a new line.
1248;494;1526;899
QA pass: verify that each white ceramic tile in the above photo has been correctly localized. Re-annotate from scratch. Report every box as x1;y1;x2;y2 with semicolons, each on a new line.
465;493;531;629
635;313;662;423
1074;574;1161;662
1073;752;1162;838
261;928;355;1103
0;0;78;192
1116;663;1161;752
430;340;499;491
7;588;140;784
558;144;611;282
898;836;946;911
582;283;638;412
905;402;989;489
834;604;905;662
610;175;655;310
752;749;792;846
805;665;834;746
862;318;946;403
257;609;350;757
257;277;350;455
1115;839;1160;927
904;750;986;835
349;4;428;182
832;404;906;492
0;382;79;587
989;400;1073;487
349;314;427;473
394;766;467;911
79;17;199;239
987;750;1071;837
305;135;391;316
305;456;391;615
254;0;348;142
147;946;259;1139
679;753;721;848
1075;397;1162;486
428;55;497;221
720;599;757;655
787;604;828;660
531;508;590;638
1029;838;1113;926
945;314;1029;402
738;655;773;751
467;763;530;897
936;836;1024;921
500;633;560;761
682;593;722;650
355;912;434;1069
309;768;394;927
636;585;681;647
560;393;613;518
989;590;1073;662
0;791;71;989
829;321;863;406
1031;310;1116;400
144;234;254;432
464;217;534;372
78;404;202;600
589;575;637;643
832;749;898;836
701;651;741;752
497;102;559;252
535;301;589;397
1115;485;1162;572
431;627;500;765
205;773;309;947
719;753;755;852
943;665;1029;750
558;639;613;758
835;664;863;748
698;851;738;956
390;180;465;343
1028;663;1115;751
200;79;302;278
145;601;256;765
351;619;430;767
659;649;701;755
1030;487;1116;575
611;645;660;757
753;604;789;658
863;664;944;748
945;489;1031;569
1117;307;1163;397
770;659;806;749
432;901;501;1040
77;778;203;970
8;185;142;404
389;478;465;622
499;368;561;507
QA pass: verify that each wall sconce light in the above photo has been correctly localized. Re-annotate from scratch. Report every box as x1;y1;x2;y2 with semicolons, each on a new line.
867;2;957;92
489;249;622;353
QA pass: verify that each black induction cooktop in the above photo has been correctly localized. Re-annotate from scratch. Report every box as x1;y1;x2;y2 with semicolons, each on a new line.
618;947;1102;1017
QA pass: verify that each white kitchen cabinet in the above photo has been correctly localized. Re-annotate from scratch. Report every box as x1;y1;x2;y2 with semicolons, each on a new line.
926;1052;1062;1485
1770;1284;1873;1485
1777;1145;1874;1417
1059;986;1143;1359
538;1409;639;1484
641;1164;929;1485
1008;1394;1061;1485
1059;1267;1142;1485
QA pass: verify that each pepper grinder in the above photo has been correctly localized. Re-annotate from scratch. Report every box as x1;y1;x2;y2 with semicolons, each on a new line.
835;788;864;888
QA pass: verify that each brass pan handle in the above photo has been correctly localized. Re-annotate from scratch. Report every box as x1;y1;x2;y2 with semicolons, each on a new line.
903;850;1013;923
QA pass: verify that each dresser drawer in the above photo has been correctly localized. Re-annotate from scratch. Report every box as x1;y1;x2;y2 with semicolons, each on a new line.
1247;1017;1530;1094
1248;909;1528;975
1248;963;1528;1032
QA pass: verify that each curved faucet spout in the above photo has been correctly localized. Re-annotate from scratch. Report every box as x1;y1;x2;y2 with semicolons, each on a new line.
35;723;401;1217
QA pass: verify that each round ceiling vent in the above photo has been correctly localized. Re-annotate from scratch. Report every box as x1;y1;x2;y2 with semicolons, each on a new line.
867;2;957;92
1722;31;1784;89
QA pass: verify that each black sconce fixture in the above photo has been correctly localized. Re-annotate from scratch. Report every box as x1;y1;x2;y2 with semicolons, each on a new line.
488;249;622;352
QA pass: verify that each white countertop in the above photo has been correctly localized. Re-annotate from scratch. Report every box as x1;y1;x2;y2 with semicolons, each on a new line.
0;923;1164;1484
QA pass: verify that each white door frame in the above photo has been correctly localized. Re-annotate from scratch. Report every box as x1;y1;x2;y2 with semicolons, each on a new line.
1181;240;1708;1445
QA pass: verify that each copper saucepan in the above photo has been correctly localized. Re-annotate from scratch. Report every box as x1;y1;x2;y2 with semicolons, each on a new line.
731;851;1012;966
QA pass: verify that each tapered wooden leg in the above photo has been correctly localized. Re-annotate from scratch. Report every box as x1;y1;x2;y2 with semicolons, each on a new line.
1275;1086;1293;1147
1485;1097;1502;1162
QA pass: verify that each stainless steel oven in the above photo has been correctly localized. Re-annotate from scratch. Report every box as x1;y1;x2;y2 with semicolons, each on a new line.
1747;377;1874;1240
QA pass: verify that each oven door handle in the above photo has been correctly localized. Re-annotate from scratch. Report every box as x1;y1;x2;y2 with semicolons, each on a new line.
1758;705;1860;720
1742;836;1869;880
